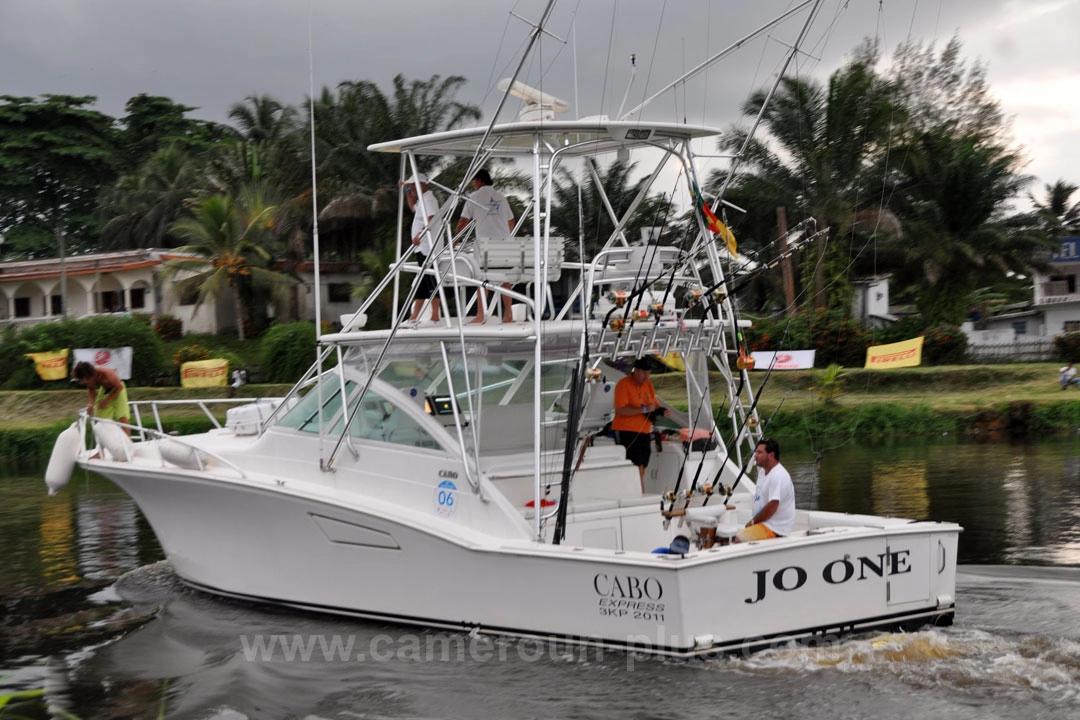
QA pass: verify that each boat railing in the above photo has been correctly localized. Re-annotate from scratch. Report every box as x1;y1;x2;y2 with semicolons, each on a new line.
78;411;248;478
126;397;270;438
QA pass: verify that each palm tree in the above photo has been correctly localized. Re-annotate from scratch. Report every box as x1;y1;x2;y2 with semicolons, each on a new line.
714;44;900;311
1031;179;1080;234
549;158;674;262
228;94;298;143
165;183;296;340
893;130;1051;325
99;144;199;250
312;74;482;195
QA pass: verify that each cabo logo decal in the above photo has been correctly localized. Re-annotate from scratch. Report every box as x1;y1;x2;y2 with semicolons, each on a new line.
434;480;457;517
592;573;666;621
745;550;912;604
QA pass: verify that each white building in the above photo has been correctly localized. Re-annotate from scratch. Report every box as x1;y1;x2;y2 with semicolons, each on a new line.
851;275;897;327
1033;236;1080;335
0;249;367;335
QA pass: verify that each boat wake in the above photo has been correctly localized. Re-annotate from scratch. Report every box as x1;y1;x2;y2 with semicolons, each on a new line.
726;627;1080;706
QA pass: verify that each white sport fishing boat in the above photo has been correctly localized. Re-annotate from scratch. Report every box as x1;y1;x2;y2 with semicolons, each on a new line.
47;2;960;656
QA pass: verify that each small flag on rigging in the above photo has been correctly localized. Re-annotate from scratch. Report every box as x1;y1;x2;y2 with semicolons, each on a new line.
691;183;737;258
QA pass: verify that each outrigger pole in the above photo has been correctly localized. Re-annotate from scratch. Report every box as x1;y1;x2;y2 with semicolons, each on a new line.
617;0;819;121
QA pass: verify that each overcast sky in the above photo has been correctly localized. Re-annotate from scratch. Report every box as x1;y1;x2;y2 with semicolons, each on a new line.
3;0;1078;201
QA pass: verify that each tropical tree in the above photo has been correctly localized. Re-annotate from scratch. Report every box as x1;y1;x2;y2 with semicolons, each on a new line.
1031;179;1080;235
713;42;900;312
99;144;200;249
312;74;482;195
117;94;232;173
165;183;296;340
549;158;674;262
882;37;1055;325
891;130;1049;325
0;94;118;257
228;94;299;143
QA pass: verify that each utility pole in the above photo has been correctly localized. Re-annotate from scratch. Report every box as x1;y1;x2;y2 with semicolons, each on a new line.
58;226;67;319
776;206;796;316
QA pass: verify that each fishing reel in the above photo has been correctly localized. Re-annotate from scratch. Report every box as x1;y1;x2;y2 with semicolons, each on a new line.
608;290;629;308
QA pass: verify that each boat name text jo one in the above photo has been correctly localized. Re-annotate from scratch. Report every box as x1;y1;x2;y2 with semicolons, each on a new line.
745;549;912;604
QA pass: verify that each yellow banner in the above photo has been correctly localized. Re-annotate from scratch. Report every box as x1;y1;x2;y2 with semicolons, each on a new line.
865;336;924;369
657;352;686;372
26;349;69;381
180;358;229;388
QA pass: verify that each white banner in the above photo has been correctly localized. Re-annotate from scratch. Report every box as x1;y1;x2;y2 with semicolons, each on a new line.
750;350;816;370
73;347;133;380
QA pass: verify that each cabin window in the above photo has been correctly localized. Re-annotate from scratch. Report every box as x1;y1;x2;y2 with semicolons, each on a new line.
328;283;352;303
348;390;440;449
277;380;356;433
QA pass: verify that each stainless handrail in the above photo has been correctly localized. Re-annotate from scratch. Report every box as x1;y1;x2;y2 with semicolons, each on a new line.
81;411;248;478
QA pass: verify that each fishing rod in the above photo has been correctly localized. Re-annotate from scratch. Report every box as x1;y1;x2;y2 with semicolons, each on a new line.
711;388;793;513
661;221;817;515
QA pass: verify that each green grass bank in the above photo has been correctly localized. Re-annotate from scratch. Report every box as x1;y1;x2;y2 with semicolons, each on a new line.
3;363;1079;458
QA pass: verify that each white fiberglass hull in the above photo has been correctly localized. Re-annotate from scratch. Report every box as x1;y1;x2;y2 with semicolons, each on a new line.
98;461;958;656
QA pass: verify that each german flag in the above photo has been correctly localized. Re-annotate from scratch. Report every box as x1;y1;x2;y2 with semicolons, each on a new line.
692;183;737;258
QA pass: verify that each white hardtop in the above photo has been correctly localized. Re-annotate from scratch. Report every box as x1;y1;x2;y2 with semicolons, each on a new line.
367;119;723;158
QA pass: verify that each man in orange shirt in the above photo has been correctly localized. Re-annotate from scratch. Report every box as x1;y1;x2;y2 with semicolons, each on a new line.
611;357;669;492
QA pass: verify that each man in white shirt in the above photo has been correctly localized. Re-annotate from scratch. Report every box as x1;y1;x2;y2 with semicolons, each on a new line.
735;438;795;542
456;169;515;323
403;174;444;322
1060;362;1079;390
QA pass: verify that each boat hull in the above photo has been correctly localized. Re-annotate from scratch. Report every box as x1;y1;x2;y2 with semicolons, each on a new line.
101;463;959;657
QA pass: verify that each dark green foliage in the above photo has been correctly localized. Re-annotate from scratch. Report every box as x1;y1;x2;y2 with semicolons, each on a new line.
117;94;232;173
921;324;969;365
4;316;166;389
154;314;183;340
170;343;213;366
1027;401;1080;433
1053;332;1080;362
0;422;72;458
549;159;675;262
746;309;868;367
765;403;961;439
0;94;119;258
259;322;318;383
866;315;926;345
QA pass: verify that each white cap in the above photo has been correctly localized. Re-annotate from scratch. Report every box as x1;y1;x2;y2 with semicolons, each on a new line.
403;173;428;185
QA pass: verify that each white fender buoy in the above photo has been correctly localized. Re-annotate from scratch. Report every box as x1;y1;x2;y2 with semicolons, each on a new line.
45;423;81;496
93;422;134;463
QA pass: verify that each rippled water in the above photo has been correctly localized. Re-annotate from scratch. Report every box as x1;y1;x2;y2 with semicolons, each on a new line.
2;437;1079;719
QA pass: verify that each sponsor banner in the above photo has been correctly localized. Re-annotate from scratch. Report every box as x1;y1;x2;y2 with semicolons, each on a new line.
73;347;133;380
26;348;70;381
657;352;686;372
180;358;229;388
864;336;924;369
750;350;816;370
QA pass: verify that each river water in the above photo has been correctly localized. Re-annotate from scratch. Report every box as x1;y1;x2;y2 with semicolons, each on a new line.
1;437;1079;719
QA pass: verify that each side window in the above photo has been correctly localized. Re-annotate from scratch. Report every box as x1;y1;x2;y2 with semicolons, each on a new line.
277;381;355;433
349;391;440;450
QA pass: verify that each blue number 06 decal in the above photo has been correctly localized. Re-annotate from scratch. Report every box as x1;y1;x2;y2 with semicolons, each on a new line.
435;480;457;516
